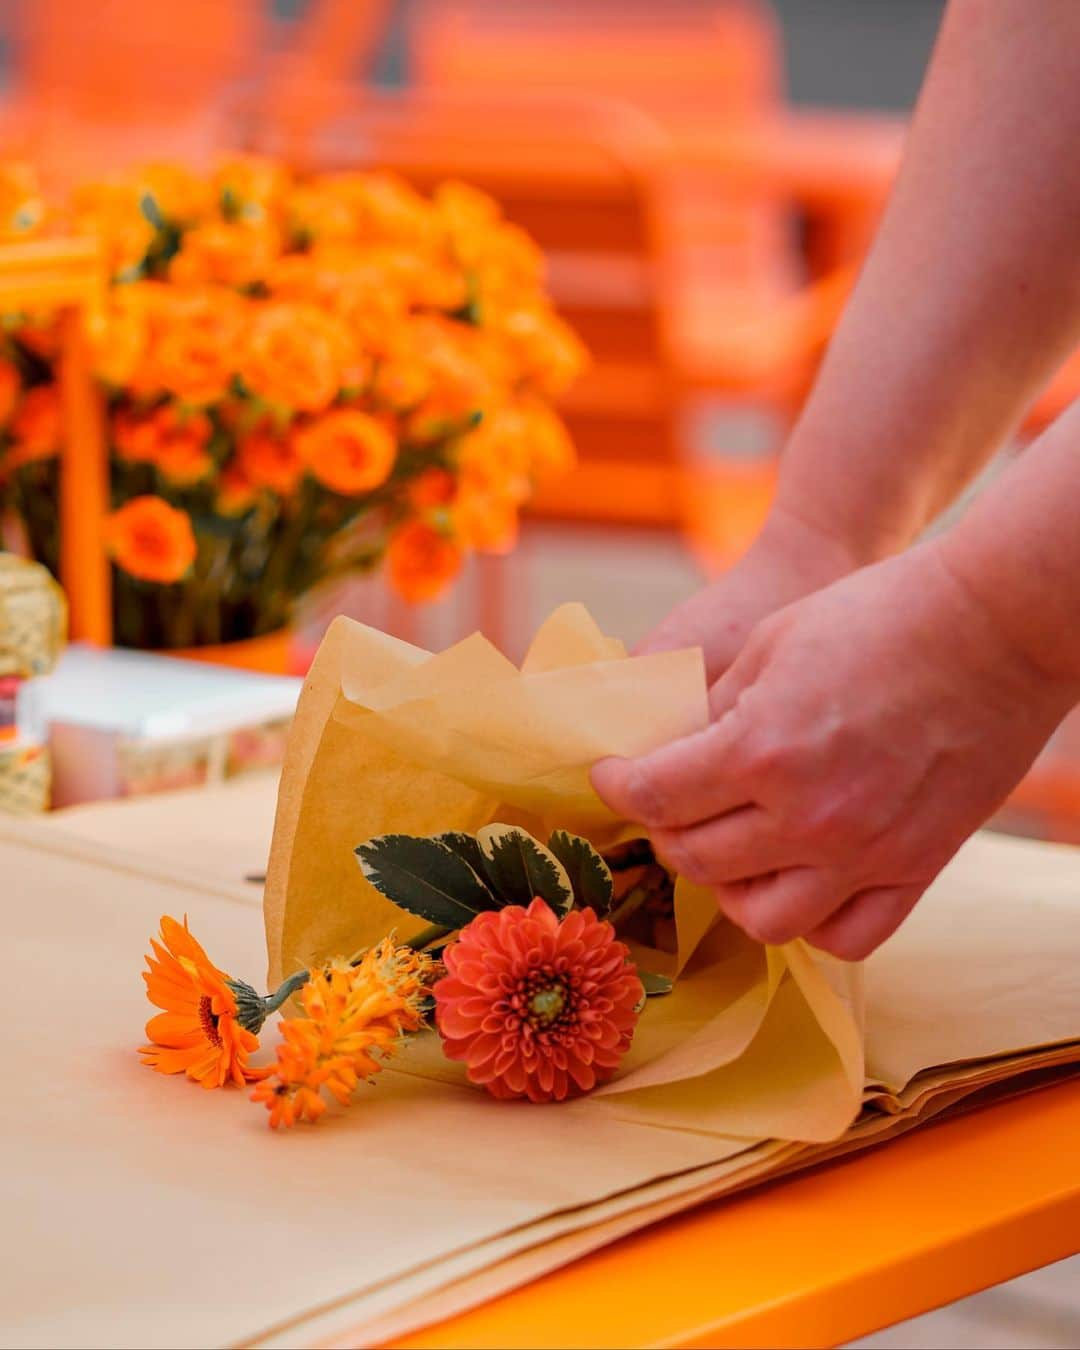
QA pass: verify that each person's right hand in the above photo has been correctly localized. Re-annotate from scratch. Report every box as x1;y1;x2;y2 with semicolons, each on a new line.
636;507;866;683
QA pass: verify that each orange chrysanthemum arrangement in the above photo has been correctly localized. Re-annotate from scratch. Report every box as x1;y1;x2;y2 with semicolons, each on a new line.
0;158;584;648
141;829;673;1125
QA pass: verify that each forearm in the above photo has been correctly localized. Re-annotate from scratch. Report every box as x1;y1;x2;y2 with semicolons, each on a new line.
938;398;1080;690
774;0;1080;564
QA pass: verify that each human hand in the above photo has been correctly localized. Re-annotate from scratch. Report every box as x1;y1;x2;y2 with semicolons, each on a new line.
637;507;863;683
594;541;1079;959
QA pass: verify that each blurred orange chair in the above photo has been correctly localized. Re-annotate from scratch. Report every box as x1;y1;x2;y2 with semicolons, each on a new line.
0;0;266;179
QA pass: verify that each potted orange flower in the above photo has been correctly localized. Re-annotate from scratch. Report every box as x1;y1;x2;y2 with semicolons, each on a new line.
0;160;584;651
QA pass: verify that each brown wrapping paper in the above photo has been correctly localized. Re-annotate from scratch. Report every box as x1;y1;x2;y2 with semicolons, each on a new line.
5;775;1079;1347
264;606;864;1144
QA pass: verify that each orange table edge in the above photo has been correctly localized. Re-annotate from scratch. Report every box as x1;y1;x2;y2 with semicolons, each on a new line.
387;1077;1080;1349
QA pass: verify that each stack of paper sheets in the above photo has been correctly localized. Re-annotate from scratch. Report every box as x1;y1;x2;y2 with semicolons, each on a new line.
7;775;1079;1348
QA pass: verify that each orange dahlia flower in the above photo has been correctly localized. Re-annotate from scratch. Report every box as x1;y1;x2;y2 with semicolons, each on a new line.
252;939;431;1128
296;409;395;496
141;915;261;1089
137;162;215;224
237;424;304;496
106;495;197;584
240;302;360;413
435;898;643;1103
386;520;462;604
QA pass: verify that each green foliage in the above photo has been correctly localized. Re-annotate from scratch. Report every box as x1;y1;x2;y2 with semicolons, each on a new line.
547;830;614;915
355;834;496;930
476;824;574;916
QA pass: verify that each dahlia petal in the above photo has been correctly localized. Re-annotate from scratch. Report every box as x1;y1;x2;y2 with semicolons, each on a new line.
568;1057;598;1091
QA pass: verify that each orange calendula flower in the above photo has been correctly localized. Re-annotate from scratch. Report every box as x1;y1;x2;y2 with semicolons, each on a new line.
6;385;61;471
252;939;431;1128
240;302;361;413
237;423;304;496
296;409;396;496
387;520;462;604
141;915;261;1089
106;495;198;584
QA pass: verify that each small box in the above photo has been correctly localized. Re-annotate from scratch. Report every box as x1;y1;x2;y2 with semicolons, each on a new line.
35;644;302;807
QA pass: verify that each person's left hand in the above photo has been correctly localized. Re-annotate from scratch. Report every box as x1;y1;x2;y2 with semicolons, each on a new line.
592;540;1079;959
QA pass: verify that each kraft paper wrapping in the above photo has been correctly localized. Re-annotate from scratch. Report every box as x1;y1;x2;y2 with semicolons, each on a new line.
5;774;1080;1347
264;605;865;1145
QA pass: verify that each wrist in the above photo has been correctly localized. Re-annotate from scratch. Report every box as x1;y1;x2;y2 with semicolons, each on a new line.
931;533;1080;703
756;500;879;584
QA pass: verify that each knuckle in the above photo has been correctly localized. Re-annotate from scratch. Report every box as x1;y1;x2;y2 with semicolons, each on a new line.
658;831;709;884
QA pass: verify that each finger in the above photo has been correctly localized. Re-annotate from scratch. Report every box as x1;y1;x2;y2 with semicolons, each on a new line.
591;715;752;829
804;884;924;961
651;806;804;887
714;866;849;945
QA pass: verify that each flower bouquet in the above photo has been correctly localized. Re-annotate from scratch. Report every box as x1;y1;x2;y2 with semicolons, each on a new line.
0;160;585;649
139;604;864;1141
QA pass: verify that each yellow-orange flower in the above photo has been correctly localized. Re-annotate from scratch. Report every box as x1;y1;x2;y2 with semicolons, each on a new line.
0;359;20;424
169;220;280;288
93;287;151;387
494;303;588;397
106;495;197;584
453;488;519;556
139;286;246;406
251;939;431;1128
137;162;215;224
71;180;156;276
296;409;396;496
6;385;61;470
215;155;288;221
141;915;261;1089
237;424;304;496
240;302;361;412
387;520;462;604
113;404;213;485
407;466;457;510
327;171;438;249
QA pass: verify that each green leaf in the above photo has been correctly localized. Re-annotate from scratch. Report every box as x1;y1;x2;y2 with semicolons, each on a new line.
476;824;574;916
638;970;674;997
547;830;615;915
433;831;486;876
355;834;497;930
